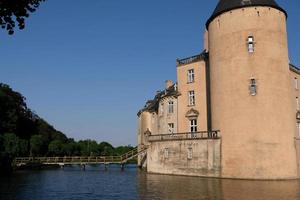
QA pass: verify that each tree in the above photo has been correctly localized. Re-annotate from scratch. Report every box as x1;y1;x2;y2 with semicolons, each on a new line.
63;139;80;156
48;140;63;156
0;0;46;35
114;145;134;156
0;83;27;135
98;142;114;156
2;133;28;157
30;135;44;156
0;134;3;152
17;138;29;156
2;133;19;156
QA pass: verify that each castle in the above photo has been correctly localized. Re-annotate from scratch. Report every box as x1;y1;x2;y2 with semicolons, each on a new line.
137;0;300;180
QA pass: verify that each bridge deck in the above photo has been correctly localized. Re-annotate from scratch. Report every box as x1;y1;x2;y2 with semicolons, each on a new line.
14;146;147;167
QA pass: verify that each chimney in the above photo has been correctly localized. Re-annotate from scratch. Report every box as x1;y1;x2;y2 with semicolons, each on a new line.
165;80;173;89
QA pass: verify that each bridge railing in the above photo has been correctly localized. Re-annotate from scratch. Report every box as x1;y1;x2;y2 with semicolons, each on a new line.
14;146;148;165
14;156;123;164
147;130;220;142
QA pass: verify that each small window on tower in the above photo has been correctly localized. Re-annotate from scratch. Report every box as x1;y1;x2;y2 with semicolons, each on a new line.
295;78;298;90
247;36;255;53
249;78;257;96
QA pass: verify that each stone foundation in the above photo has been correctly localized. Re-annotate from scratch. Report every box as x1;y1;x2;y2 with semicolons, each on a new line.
147;139;221;177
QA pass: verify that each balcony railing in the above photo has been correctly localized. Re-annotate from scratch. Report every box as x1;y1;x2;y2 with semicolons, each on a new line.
176;53;206;66
147;130;220;142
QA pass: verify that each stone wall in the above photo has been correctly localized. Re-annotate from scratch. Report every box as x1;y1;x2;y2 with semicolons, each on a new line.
157;96;178;134
147;139;221;177
208;6;298;179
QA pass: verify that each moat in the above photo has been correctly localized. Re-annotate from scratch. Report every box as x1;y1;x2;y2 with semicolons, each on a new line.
1;165;300;200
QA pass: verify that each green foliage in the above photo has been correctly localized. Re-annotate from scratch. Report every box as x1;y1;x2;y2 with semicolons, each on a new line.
0;83;136;161
98;142;114;156
2;133;28;157
18;139;29;157
48;140;64;156
0;83;28;135
114;145;135;156
0;0;46;35
0;135;3;152
30;135;44;156
63;139;80;156
3;133;20;156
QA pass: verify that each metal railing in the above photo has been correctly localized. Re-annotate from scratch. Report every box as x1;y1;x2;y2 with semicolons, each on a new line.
14;146;148;166
147;130;220;142
176;53;206;66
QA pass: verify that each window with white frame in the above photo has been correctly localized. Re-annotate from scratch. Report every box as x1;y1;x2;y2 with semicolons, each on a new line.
168;101;174;114
249;78;257;96
190;119;197;133
247;36;255;53
168;123;174;133
187;147;193;159
188;91;195;106
164;148;169;159
187;69;195;83
295;78;298;90
297;97;299;110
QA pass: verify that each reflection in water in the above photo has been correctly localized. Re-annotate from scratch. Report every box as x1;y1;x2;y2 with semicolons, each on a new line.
137;172;221;200
137;171;300;200
1;166;300;200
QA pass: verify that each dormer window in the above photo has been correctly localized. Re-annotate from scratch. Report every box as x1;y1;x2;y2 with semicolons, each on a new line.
247;36;255;53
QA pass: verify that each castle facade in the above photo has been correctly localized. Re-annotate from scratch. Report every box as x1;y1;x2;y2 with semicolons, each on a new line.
137;0;300;180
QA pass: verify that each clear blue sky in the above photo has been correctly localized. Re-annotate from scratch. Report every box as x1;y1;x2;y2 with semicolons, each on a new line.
0;0;299;146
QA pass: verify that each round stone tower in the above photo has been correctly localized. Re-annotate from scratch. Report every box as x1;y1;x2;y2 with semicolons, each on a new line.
207;0;299;179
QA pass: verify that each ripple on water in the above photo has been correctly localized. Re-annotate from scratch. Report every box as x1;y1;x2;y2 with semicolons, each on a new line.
1;165;300;200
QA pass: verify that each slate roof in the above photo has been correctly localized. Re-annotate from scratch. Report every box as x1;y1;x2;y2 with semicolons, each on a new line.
206;0;287;28
137;84;179;116
290;64;300;75
177;51;208;66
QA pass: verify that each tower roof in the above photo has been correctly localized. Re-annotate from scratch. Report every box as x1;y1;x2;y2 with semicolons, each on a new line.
206;0;287;28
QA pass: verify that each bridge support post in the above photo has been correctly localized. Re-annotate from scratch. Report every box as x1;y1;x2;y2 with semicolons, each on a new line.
105;164;109;171
121;163;125;171
59;163;64;170
81;164;86;171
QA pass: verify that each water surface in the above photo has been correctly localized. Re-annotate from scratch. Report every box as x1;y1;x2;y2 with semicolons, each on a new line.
1;165;300;200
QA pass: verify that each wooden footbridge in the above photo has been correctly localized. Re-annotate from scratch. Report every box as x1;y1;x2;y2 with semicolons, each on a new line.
13;146;147;169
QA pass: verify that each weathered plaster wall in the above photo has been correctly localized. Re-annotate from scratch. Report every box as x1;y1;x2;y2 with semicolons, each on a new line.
177;60;208;133
138;111;157;166
147;139;221;177
157;96;178;134
208;7;298;179
290;69;300;176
